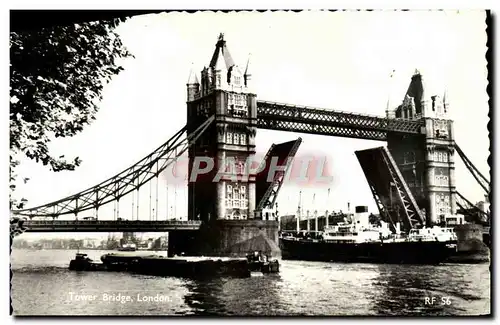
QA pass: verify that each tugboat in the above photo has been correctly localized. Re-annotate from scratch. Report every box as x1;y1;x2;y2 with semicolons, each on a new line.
68;253;107;271
69;245;107;271
246;251;280;274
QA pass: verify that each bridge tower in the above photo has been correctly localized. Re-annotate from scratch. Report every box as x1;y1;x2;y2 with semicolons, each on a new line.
187;33;257;222
183;34;279;257
386;71;456;226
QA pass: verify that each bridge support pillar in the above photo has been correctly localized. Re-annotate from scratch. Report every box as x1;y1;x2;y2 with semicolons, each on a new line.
170;220;280;258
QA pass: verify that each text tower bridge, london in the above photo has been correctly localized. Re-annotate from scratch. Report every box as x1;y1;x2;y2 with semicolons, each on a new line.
12;34;489;256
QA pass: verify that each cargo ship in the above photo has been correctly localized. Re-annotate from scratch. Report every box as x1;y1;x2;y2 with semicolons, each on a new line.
279;206;458;265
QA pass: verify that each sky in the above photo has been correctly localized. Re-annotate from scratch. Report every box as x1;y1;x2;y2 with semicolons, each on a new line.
13;10;490;239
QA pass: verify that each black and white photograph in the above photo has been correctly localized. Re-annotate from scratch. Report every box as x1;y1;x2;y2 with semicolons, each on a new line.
9;9;491;316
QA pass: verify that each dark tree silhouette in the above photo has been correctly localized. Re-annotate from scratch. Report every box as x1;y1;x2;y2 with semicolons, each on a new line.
10;19;132;209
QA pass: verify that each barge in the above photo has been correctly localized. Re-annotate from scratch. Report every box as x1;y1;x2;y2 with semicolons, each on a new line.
68;251;279;278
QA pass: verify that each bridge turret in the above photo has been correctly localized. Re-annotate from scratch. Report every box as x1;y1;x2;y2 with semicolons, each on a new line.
244;54;252;89
385;69;397;119
213;47;228;90
443;89;449;114
395;69;426;119
186;66;200;102
418;70;429;117
385;97;395;119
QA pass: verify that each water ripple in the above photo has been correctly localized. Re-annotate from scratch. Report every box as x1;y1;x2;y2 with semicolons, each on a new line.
10;249;490;316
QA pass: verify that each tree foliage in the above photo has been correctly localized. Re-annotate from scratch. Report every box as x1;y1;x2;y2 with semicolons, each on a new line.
10;19;132;209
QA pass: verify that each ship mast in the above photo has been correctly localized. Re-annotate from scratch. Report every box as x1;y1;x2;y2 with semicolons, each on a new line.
296;191;302;233
326;188;330;228
313;193;318;233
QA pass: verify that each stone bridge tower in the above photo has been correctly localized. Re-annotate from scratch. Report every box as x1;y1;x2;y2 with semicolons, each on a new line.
180;34;279;257
387;70;456;226
186;33;257;223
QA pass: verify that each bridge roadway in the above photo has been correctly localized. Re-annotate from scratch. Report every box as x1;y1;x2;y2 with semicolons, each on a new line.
23;219;202;232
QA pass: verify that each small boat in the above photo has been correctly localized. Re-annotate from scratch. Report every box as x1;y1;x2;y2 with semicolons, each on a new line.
246;251;280;274
69;253;92;271
69;253;107;271
69;247;107;271
118;242;137;252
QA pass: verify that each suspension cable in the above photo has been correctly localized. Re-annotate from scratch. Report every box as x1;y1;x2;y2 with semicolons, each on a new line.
454;142;490;194
131;190;135;220
12;115;215;217
174;187;177;219
155;161;159;221
166;171;169;220
136;178;140;221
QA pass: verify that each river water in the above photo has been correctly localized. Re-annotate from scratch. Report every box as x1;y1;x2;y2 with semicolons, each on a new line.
10;249;490;316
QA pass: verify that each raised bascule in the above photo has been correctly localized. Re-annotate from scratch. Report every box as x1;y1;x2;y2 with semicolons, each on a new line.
11;34;489;257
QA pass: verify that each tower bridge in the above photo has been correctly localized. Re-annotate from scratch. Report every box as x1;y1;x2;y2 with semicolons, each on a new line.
11;33;489;257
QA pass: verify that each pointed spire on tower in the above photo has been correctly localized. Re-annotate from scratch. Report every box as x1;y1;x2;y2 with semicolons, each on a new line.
385;69;396;118
187;63;199;85
419;71;427;103
385;98;391;117
244;53;252;77
244;53;252;88
210;32;235;69
214;47;226;71
443;88;449;113
186;63;200;101
408;68;428;116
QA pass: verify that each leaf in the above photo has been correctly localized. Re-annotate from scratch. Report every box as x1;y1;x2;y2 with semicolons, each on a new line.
9;19;132;208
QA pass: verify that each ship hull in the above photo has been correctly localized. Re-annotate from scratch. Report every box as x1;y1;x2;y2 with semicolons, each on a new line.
280;238;457;265
117;247;136;252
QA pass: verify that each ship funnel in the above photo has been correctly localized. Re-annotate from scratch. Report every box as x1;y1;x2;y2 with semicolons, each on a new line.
354;206;369;229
